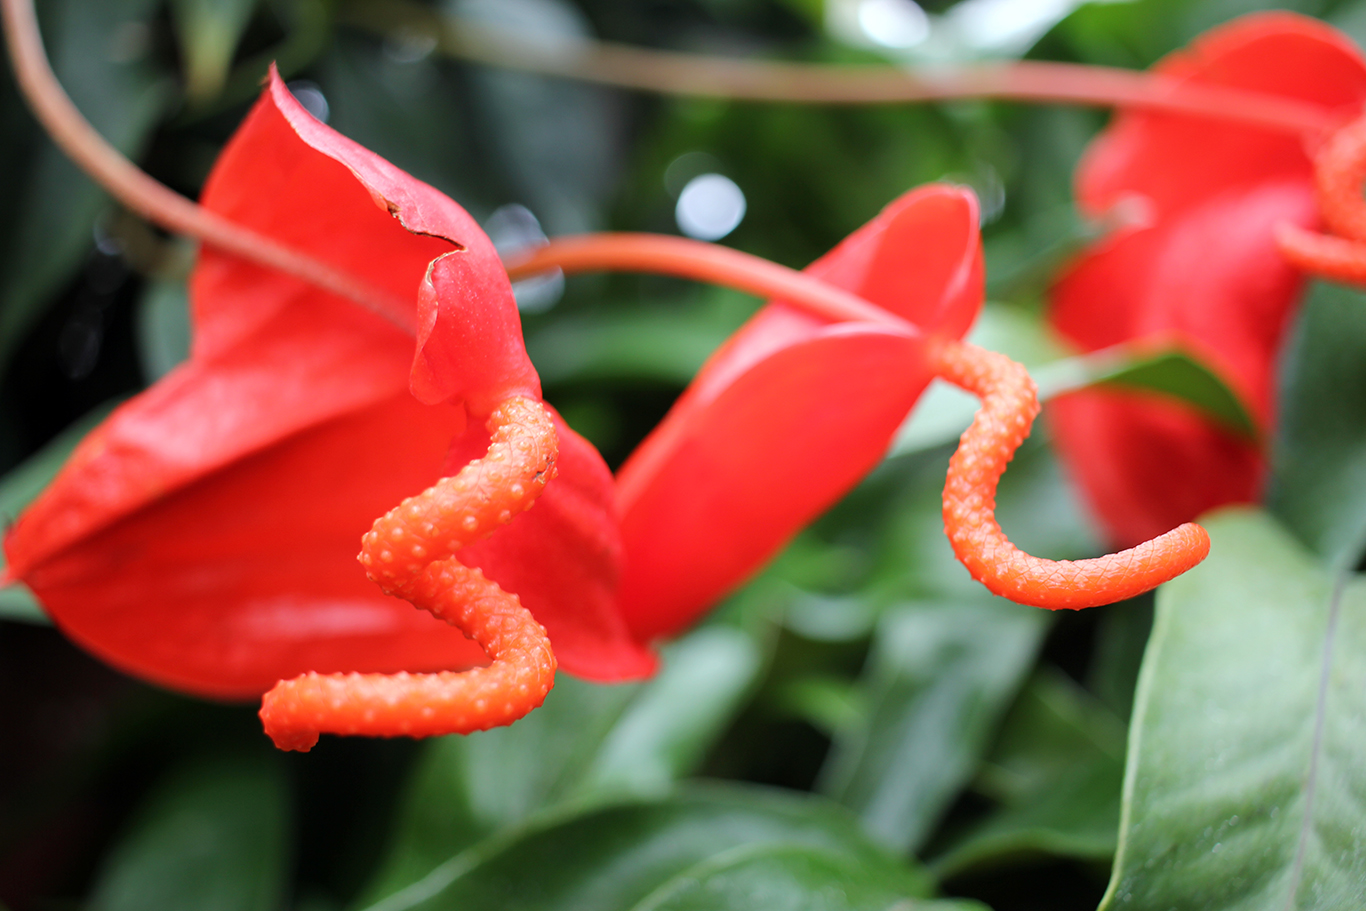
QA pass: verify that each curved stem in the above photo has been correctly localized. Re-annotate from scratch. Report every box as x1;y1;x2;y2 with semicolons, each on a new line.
928;337;1210;608
343;0;1333;137
0;0;414;334
506;234;916;332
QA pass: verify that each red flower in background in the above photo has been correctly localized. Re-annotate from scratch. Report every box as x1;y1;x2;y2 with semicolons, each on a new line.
1048;12;1366;547
4;71;656;702
616;185;983;640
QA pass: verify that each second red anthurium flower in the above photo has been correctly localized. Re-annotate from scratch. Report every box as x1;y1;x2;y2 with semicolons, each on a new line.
4;71;656;729
1048;12;1366;547
614;185;984;640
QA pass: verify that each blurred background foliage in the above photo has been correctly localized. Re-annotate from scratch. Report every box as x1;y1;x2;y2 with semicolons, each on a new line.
4;0;1366;909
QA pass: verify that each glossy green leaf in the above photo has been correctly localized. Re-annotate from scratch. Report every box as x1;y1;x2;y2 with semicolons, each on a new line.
0;0;171;372
361;626;761;905
934;670;1126;876
817;597;1048;853
358;784;939;911
1038;347;1259;440
1270;281;1366;567
170;0;260;103
86;756;289;911
0;401;119;623
1100;508;1366;910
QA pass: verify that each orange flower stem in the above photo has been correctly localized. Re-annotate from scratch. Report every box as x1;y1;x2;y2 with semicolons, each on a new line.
0;0;414;334
259;397;560;751
348;2;1333;138
506;234;913;331
927;337;1210;608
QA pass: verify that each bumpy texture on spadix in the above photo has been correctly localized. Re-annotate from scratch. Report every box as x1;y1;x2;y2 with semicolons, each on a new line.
1278;110;1366;284
259;397;558;751
928;337;1211;609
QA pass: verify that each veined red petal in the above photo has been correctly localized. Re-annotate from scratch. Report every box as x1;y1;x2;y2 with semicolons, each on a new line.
617;185;983;640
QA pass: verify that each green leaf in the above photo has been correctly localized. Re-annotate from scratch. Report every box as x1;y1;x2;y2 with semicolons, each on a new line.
526;289;755;387
0;0;172;373
361;627;761;906
86;756;290;911
134;278;192;381
1100;508;1366;910
892;305;1256;456
817;597;1048;853
0;401;120;624
580;627;761;797
1270;281;1366;568
933;670;1126;876
170;0;260;103
358;784;939;911
1037;347;1259;441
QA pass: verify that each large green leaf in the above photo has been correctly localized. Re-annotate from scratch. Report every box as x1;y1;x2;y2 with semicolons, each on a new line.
360;627;761;906
817;597;1048;853
0;0;172;371
1270;281;1366;568
1100;508;1366;910
86;756;289;911
933;670;1126;876
357;784;965;911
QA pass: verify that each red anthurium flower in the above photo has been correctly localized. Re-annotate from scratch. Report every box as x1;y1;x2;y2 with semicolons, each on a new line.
3;71;656;713
1048;12;1366;548
615;185;983;640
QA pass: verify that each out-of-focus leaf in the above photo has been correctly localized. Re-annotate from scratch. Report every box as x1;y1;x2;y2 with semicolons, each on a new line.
817;597;1048;853
0;0;172;372
1086;598;1154;720
134;278;191;381
1270;281;1366;568
0;401;119;623
1099;508;1366;910
1040;347;1259;440
358;784;941;911
580;627;761;796
86;756;289;911
361;626;761;905
445;0;626;235
170;0;260;103
934;670;1126;876
525;289;754;387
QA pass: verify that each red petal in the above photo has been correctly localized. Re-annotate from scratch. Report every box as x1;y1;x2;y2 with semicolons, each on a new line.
17;391;485;699
197;69;539;411
616;185;983;640
7;296;412;577
1076;13;1366;220
1053;178;1315;425
618;326;927;641
1047;391;1262;549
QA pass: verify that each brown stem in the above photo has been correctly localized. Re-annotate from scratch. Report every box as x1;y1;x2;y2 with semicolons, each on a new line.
1;0;414;334
342;0;1333;137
